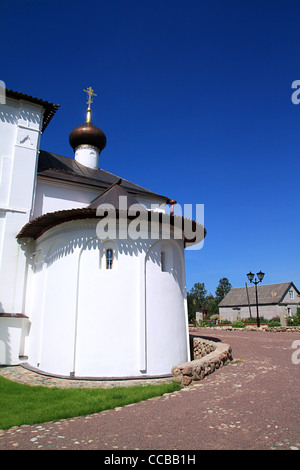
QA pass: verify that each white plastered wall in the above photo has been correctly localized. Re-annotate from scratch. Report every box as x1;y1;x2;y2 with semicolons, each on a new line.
0;97;43;364
0;97;43;313
26;219;189;378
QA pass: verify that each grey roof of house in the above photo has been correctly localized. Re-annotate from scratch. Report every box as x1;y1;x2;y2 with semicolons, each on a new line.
38;150;171;202
218;282;299;307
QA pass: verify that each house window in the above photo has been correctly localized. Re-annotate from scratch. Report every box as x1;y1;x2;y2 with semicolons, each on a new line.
289;289;294;299
106;249;113;269
287;307;292;317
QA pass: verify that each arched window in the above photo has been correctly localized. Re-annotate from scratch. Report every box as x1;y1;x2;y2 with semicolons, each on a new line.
161;251;166;272
106;248;113;269
160;244;172;273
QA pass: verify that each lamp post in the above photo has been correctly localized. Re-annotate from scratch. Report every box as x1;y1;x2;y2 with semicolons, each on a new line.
246;271;265;327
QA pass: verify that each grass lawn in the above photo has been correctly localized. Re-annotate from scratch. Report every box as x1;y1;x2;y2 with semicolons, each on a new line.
0;376;181;430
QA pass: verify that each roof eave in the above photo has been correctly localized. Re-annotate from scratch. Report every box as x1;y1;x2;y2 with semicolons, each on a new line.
16;208;206;247
6;89;60;132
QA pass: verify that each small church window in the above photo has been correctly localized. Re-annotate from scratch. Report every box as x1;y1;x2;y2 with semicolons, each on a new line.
106;249;113;269
160;244;173;273
161;251;166;272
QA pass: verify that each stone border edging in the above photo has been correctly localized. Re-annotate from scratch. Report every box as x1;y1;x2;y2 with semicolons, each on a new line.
172;338;232;386
190;325;300;332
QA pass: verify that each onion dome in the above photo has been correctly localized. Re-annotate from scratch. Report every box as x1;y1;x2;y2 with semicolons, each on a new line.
69;86;106;153
69;121;106;152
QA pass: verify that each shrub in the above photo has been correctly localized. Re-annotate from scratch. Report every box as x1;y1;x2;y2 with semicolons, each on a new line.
268;321;281;327
244;317;257;324
287;315;300;326
232;320;245;328
286;308;300;326
244;317;268;324
267;316;281;327
199;320;212;327
269;316;281;323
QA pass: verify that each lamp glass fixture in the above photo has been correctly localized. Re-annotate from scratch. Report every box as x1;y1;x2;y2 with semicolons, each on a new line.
257;271;265;282
247;271;254;282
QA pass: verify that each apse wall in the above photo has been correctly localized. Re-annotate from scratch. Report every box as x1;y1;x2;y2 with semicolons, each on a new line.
26;219;189;378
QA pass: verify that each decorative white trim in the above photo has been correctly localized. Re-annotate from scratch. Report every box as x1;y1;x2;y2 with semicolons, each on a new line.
36;218;100;244
0;206;28;214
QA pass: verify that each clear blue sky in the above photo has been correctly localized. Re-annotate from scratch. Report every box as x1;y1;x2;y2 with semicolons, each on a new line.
2;0;300;294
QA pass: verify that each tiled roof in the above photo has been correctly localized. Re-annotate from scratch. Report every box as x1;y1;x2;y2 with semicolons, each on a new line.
6;89;60;132
218;282;299;307
16;207;97;240
16;206;206;246
88;179;145;210
38;150;171;202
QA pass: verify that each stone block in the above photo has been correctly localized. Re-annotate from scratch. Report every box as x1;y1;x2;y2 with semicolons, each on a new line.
183;376;192;386
182;366;193;376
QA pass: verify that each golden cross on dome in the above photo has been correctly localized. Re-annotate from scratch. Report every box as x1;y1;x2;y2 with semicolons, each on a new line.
83;86;97;123
84;86;97;108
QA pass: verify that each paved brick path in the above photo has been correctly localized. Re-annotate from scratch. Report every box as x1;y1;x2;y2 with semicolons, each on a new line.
0;329;299;450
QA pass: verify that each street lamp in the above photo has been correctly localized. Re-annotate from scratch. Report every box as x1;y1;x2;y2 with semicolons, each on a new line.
246;271;265;327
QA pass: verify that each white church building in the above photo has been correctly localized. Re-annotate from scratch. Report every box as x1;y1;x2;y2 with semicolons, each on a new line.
0;87;205;379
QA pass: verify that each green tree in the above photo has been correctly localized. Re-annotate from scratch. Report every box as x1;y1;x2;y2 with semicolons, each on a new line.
187;278;232;323
187;282;207;322
215;278;232;303
204;294;219;316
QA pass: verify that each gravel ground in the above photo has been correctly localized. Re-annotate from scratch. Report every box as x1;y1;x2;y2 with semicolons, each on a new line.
0;329;299;451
